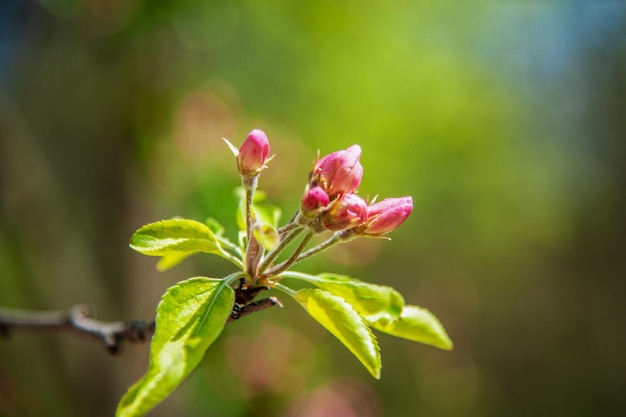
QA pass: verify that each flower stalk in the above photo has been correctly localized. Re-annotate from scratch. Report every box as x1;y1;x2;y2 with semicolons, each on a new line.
242;175;262;277
264;231;315;277
290;229;358;265
258;227;305;274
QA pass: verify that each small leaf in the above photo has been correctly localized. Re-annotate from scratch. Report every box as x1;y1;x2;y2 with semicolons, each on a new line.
222;137;239;157
116;277;235;417
130;219;221;256
252;223;280;251
234;186;268;203
294;288;381;379
253;203;282;229
156;252;194;272
235;187;281;232
204;217;225;236
370;305;453;351
284;272;405;319
235;187;267;231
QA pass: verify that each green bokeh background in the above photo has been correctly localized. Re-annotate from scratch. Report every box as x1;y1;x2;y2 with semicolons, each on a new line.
1;1;625;416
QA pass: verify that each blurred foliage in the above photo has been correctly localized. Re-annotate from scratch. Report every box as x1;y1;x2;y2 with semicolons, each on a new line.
1;0;625;416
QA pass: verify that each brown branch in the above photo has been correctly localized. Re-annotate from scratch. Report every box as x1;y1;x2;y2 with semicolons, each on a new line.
227;297;282;323
0;305;154;354
0;298;281;354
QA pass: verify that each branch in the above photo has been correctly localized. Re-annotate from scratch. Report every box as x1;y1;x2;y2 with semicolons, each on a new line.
0;298;281;354
227;296;282;323
0;305;154;354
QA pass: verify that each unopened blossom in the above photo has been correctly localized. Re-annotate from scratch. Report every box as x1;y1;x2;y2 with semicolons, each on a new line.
237;129;270;176
322;193;368;231
301;186;330;218
313;145;363;197
361;197;413;236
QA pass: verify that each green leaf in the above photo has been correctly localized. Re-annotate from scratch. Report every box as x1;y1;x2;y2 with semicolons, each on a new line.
234;186;268;203
204;217;225;236
129;218;239;270
294;288;381;379
116;277;235;417
130;218;221;256
282;273;453;351
235;187;281;232
283;272;405;320
253;203;281;229
252;223;280;251
370;305;453;351
156;252;194;272
235;187;265;231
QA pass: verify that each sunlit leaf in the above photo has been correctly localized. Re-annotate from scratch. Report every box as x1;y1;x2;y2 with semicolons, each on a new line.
156;252;194;272
204;217;225;236
252;223;280;251
130;218;221;256
294;288;381;379
116;277;234;417
235;187;281;232
370;305;453;350
253;203;281;229
235;187;266;231
128;218;244;270
283;272;405;319
233;186;267;203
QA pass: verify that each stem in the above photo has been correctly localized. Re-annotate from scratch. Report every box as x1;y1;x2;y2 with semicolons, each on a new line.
223;271;250;286
242;175;260;276
243;176;258;237
258;227;304;274
276;271;317;281
272;282;298;297
291;231;343;263
264;231;314;277
285;228;360;266
278;222;300;237
227;297;283;322
277;210;303;236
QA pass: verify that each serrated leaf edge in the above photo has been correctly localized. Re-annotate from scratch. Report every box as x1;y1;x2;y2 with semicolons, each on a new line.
295;288;382;379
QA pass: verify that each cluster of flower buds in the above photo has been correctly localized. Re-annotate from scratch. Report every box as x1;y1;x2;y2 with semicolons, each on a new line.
226;129;414;279
301;145;413;237
230;129;413;238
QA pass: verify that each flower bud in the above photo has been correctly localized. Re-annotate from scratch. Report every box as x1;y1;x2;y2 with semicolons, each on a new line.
301;186;330;218
322;193;368;231
361;197;413;236
313;145;363;197
237;129;270;176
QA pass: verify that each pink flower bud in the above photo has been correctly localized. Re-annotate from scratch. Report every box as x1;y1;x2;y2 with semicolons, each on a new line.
362;197;413;236
301;186;330;217
237;129;270;176
314;145;363;197
322;193;368;231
